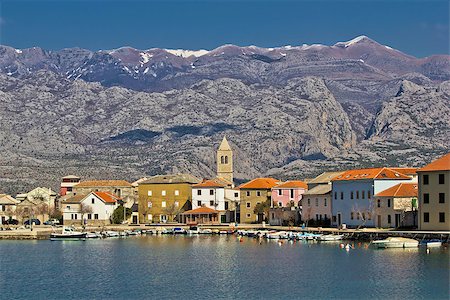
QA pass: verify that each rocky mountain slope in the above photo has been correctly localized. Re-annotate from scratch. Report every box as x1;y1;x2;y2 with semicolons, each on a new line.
0;36;449;194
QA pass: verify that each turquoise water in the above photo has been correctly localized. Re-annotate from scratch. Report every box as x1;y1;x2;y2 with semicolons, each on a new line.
0;236;449;299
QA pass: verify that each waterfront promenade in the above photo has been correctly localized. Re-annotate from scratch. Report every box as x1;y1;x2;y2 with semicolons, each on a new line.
1;223;449;241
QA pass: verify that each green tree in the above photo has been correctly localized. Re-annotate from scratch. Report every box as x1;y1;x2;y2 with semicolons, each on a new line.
112;205;132;224
253;199;271;223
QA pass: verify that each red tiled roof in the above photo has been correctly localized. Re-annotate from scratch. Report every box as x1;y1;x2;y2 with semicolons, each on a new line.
332;168;411;181
75;180;132;187
193;179;227;188
273;180;308;189
182;207;219;214
93;191;120;203
376;183;418;197
390;168;417;176
418;153;450;172
238;178;280;189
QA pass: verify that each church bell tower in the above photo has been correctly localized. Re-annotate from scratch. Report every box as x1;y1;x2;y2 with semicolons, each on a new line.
216;136;233;184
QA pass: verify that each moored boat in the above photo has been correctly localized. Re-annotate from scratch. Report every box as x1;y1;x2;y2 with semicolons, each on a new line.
419;239;442;248
317;234;344;242
50;226;87;241
372;237;419;248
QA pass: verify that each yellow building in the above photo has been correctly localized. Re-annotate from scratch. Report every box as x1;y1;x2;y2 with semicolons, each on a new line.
239;178;280;224
418;153;450;231
138;174;201;223
217;136;233;184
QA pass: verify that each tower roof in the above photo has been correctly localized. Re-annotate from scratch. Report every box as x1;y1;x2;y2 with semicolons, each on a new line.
218;136;232;151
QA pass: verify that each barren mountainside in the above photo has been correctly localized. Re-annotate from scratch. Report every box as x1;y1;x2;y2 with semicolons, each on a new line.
0;36;449;194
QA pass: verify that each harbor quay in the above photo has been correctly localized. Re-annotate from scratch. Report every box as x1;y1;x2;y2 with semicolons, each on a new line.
1;223;449;242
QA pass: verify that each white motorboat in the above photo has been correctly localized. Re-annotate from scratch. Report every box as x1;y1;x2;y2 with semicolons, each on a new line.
104;231;120;238
50;226;87;241
267;231;288;240
419;239;442;248
85;232;102;239
317;234;344;242
372;237;419;248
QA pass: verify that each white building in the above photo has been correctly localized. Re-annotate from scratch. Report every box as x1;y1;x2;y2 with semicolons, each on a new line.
191;178;239;223
331;168;415;228
62;191;119;225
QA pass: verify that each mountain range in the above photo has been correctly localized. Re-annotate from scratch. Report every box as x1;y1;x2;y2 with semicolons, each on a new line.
0;36;449;194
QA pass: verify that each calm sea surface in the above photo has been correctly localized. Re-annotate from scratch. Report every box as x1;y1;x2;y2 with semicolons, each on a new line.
0;235;449;299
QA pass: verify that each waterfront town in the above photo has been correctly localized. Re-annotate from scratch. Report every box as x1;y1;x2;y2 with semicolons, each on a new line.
0;137;449;234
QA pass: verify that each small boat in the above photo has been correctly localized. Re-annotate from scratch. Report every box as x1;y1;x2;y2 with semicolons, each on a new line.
50;226;87;241
267;231;288;240
199;228;213;234
172;227;187;234
187;226;200;234
419;239;442;248
317;234;344;242
372;237;419;248
85;232;102;239
104;231;120;238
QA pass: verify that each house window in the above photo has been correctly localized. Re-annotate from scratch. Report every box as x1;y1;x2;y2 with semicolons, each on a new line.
74;214;78;220
316;214;319;221
368;191;371;199
315;198;318;207
197;190;202;196
324;199;327;207
307;199;311;206
234;192;238;198
221;156;224;164
290;189;294;199
350;192;354;199
210;190;214;196
246;202;251;208
174;202;179;207
278;189;282;196
162;201;166;208
377;199;381;208
66;206;70;210
438;174;445;184
148;202;152;208
225;156;228;164
439;193;445;203
324;214;327;220
387;199;391;208
439;212;445;223
246;191;250;197
256;191;261;197
246;214;251;218
148;190;152;196
356;191;359;199
91;198;95;204
356;213;360;220
362;191;365;199
334;192;337;200
162;190;166;196
197;201;202;207
423;174;429;185
87;214;92;220
351;212;354;220
278;201;282;207
423;212;429;223
210;201;214;206
367;212;372;220
340;192;343;200
423;193;429;204
387;215;391;224
94;214;98;220
225;202;229;210
175;190;179;196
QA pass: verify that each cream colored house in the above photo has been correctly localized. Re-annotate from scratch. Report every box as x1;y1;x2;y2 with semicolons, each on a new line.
302;185;332;226
0;194;20;224
374;182;418;228
418;153;450;231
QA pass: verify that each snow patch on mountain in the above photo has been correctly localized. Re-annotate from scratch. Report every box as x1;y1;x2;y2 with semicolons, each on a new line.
165;49;209;58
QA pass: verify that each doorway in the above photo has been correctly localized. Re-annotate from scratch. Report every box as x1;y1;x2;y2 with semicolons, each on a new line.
377;215;382;228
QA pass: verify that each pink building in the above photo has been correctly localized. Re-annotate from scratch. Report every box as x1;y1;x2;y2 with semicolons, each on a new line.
271;181;308;208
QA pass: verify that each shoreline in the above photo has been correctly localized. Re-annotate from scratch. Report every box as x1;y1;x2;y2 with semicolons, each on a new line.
1;224;449;241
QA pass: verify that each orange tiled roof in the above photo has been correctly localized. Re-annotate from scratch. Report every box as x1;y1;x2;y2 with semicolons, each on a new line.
418;153;450;172
376;183;418;197
75;180;132;187
390;168;417;176
273;180;308;189
332;168;411;181
193;179;226;188
93;191;120;203
182;207;219;214
238;178;280;189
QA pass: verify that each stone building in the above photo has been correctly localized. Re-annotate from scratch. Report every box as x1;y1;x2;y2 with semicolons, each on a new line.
217;136;233;184
73;180;134;207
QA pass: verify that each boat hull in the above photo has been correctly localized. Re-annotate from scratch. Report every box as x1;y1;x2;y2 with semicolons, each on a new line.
50;233;87;241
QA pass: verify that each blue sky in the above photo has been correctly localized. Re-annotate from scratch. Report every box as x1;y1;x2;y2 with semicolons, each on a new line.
0;0;448;57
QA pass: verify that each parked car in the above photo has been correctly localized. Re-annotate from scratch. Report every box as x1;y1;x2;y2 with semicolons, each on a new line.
24;219;41;226
44;219;60;225
2;219;19;225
